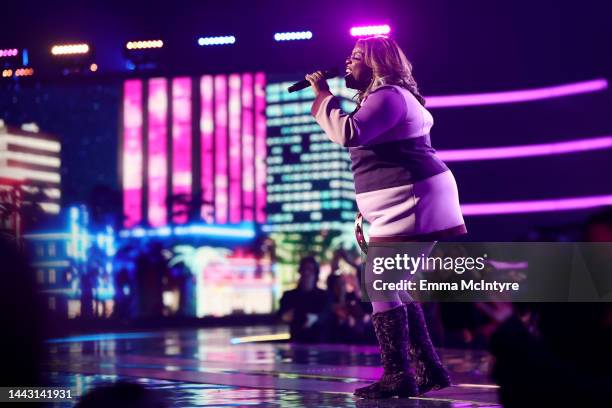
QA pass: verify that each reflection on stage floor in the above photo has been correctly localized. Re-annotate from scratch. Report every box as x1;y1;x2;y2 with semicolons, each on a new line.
44;326;500;407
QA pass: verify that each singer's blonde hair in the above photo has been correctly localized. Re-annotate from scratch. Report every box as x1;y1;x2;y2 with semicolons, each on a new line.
356;36;426;106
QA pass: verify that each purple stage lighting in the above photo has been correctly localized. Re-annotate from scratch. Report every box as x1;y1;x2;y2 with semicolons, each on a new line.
0;48;18;58
462;194;612;216
350;24;391;37
438;135;612;162
426;78;608;108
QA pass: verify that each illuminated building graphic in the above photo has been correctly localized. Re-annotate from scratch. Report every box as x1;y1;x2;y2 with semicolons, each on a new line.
169;245;274;317
121;73;267;228
23;206;117;319
263;77;358;234
172;77;192;224
263;77;359;294
229;74;242;223
214;75;229;224
0;177;22;239
0;121;61;216
147;78;168;227
200;75;215;223
255;73;267;223
122;79;143;227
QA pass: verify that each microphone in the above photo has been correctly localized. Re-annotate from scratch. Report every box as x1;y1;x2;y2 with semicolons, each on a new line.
287;68;339;93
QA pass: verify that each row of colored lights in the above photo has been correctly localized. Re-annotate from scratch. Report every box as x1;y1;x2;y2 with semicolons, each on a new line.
126;40;164;50
0;48;19;57
2;24;390;60
2;68;34;77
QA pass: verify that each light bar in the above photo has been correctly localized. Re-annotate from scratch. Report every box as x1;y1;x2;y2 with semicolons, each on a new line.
51;43;90;56
39;202;61;214
438;135;612;162
14;68;34;77
0;167;60;183
426;78;608;108
126;40;164;50
350;24;391;37
0;134;61;152
0;48;18;57
118;223;256;239
230;333;290;344
274;31;313;41
462;194;612;216
0;151;60;167
23;232;71;241
197;36;236;46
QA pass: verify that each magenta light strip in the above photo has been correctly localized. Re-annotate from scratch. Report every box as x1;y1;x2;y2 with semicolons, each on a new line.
350;24;391;37
172;77;192;224
438;135;612;162
214;75;229;224
147;78;168;227
228;74;242;224
200;75;215;224
122;79;143;228
241;73;255;222
462;195;612;216
426;79;608;108
254;72;267;223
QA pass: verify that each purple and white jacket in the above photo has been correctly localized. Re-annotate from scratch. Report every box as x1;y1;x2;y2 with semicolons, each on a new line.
311;84;467;240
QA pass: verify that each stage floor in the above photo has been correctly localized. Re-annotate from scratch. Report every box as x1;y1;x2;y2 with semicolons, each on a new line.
44;325;500;407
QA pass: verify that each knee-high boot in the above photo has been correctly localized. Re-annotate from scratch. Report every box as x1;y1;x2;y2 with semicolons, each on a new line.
354;304;418;399
406;302;451;394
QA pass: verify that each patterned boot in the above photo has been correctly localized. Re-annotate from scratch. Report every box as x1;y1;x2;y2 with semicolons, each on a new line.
354;304;418;399
406;302;451;394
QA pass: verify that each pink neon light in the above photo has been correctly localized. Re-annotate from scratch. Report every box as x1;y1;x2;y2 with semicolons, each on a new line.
426;79;608;108
122;79;143;228
172;77;192;224
241;73;255;222
438;135;612;162
215;75;229;224
462;195;612;216
147;78;168;227
228;74;242;224
200;75;215;224
254;72;267;223
350;24;391;37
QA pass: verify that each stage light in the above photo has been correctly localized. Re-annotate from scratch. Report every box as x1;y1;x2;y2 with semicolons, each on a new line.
230;333;290;344
124;40;163;72
126;40;164;50
350;24;391;37
426;78;609;108
438;135;612;162
2;69;12;78
197;35;236;46
51;43;90;56
0;48;18;58
462;194;612;216
89;63;98;72
14;67;34;77
273;31;313;41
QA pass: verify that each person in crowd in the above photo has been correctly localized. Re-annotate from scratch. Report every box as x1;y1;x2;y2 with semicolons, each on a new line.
326;271;372;343
278;256;331;343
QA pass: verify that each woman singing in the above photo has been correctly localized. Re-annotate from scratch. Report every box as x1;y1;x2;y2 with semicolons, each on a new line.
306;36;467;398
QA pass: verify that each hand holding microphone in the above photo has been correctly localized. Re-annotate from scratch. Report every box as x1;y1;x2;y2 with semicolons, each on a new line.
287;68;338;94
304;70;330;95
